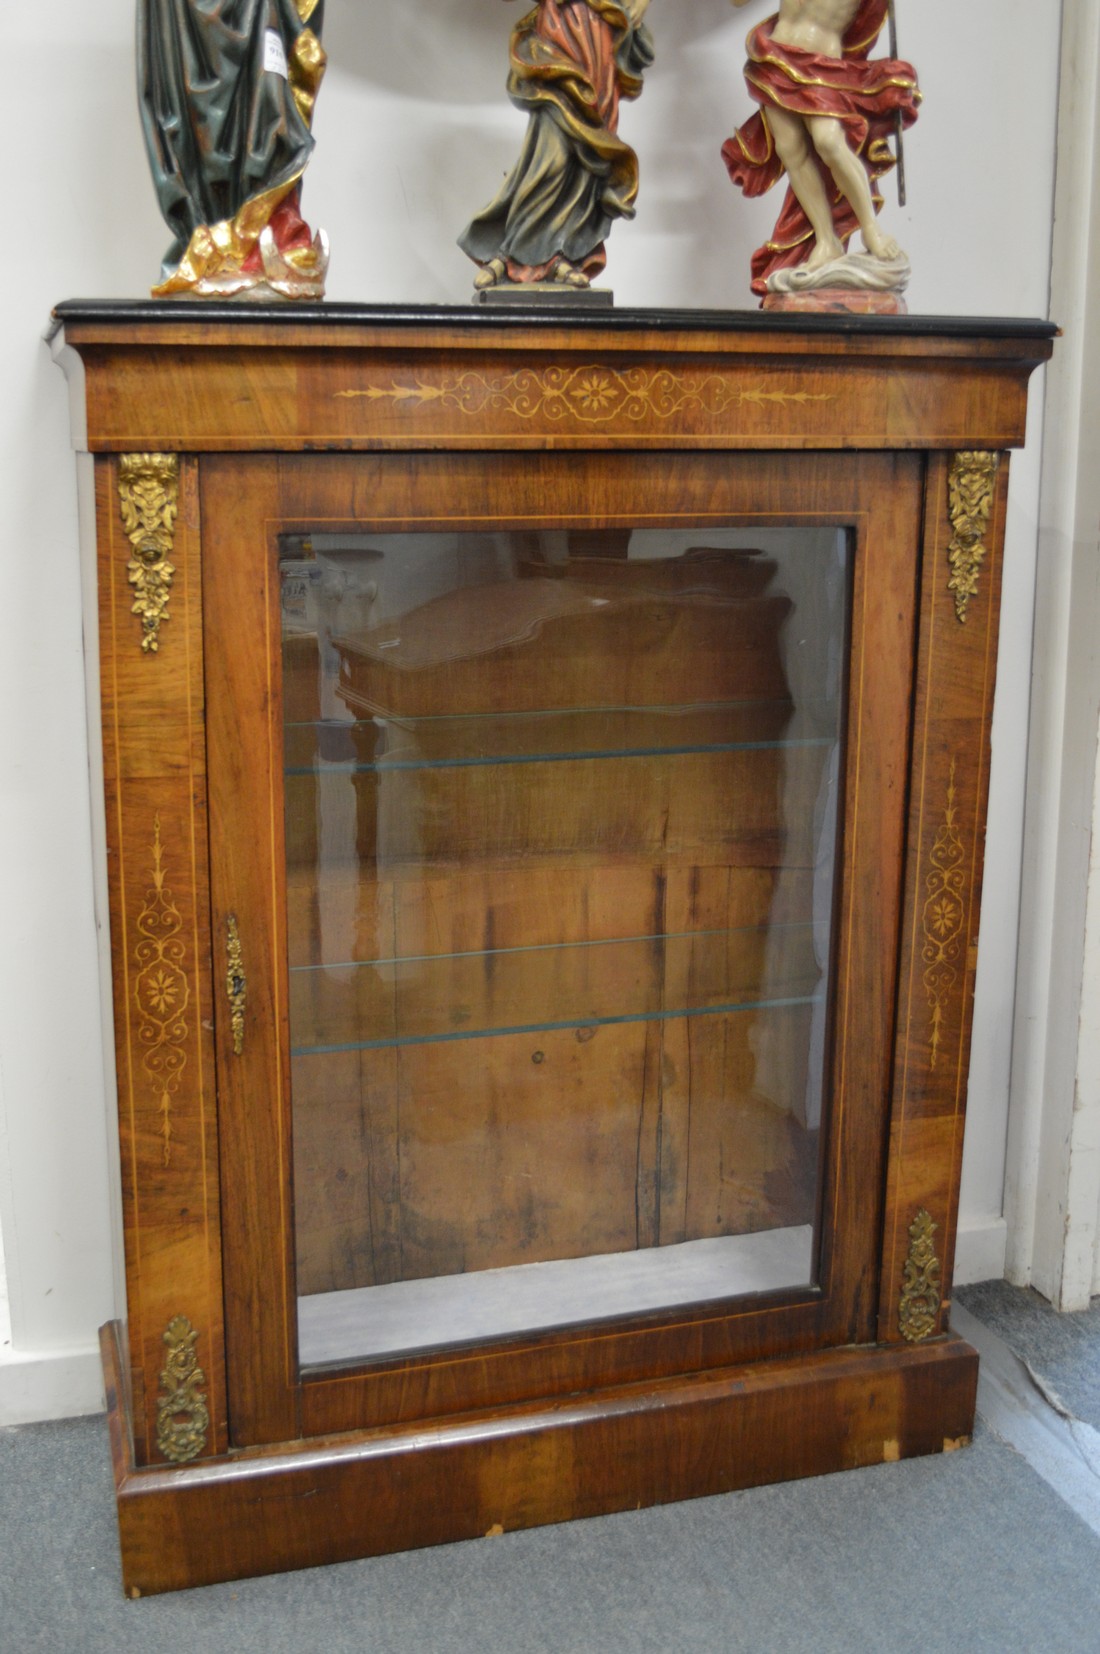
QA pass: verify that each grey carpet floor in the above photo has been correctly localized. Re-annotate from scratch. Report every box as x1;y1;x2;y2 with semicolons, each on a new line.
957;1279;1100;1430
2;1410;1099;1654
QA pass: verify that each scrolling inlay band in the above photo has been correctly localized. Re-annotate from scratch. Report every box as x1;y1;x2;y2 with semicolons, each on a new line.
335;367;834;425
947;451;998;623
119;453;180;653
922;758;966;1070
155;1316;210;1464
899;1209;942;1344
135;815;190;1167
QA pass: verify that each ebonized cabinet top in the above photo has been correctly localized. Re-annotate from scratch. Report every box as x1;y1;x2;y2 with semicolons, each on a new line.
51;297;1057;344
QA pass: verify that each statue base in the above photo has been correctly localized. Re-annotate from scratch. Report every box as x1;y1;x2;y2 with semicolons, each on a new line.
167;283;327;304
762;250;910;315
155;227;329;303
476;285;614;309
762;290;908;316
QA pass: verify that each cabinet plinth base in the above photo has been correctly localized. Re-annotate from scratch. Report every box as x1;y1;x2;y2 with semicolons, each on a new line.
103;1320;978;1597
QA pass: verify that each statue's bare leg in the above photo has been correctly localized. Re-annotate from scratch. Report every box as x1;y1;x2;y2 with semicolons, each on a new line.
766;107;845;271
805;115;901;261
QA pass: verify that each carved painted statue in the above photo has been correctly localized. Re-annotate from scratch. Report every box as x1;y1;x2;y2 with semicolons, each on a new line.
723;0;919;300
460;0;655;291
138;0;328;299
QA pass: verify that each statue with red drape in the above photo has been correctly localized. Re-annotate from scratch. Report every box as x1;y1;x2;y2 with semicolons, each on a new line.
722;1;920;300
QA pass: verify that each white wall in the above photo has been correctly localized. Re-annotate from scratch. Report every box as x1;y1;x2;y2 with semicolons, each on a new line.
0;1;1063;1423
1004;0;1100;1310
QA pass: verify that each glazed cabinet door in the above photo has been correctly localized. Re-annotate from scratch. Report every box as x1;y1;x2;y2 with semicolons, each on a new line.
203;448;922;1449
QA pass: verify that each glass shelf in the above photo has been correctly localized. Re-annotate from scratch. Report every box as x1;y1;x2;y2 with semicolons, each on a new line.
283;700;837;775
288;922;825;1055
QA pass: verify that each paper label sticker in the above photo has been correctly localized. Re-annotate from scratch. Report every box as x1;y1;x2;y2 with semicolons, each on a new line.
264;30;289;79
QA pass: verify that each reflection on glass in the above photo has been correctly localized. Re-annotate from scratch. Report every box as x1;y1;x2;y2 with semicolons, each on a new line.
282;527;849;1366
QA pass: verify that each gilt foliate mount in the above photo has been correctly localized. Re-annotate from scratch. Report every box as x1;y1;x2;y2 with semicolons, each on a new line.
119;454;180;655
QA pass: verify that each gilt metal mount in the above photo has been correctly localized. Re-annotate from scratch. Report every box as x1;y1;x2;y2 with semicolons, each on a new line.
119;453;180;653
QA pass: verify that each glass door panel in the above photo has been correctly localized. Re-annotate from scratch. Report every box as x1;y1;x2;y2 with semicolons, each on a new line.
280;526;850;1367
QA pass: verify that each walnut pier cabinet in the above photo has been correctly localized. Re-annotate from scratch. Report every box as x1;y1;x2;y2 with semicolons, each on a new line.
52;302;1053;1596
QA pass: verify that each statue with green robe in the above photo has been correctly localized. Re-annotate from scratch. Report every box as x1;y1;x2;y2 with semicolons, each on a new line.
460;0;655;290
137;0;328;299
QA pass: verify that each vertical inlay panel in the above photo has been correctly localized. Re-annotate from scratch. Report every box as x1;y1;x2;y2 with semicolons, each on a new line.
878;452;1010;1343
97;455;226;1463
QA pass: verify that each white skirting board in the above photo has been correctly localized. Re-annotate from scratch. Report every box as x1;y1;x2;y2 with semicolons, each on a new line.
953;1216;1008;1287
0;1346;104;1428
0;1219;1009;1426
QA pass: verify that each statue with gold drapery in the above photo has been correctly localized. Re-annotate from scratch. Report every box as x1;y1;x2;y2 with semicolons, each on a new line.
137;0;329;299
460;0;655;291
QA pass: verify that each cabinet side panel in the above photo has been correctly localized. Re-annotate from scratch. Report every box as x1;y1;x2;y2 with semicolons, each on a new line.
96;455;227;1463
879;453;1010;1343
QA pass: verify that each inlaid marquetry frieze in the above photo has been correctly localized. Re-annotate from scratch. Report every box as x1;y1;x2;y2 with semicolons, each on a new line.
134;816;191;1167
155;1315;210;1464
118;453;179;653
898;1210;942;1344
335;366;834;425
922;759;966;1070
947;451;998;623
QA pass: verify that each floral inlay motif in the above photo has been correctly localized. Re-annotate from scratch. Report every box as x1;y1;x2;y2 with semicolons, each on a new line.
335;366;834;425
134;816;190;1166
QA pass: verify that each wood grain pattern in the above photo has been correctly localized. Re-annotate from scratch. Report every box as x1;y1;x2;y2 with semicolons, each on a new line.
877;455;1011;1343
96;456;226;1466
61;317;1049;454
203;463;301;1449
288;861;820;1296
103;1317;979;1598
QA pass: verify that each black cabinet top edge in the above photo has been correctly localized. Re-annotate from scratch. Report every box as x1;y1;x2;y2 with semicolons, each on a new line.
51;298;1058;342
